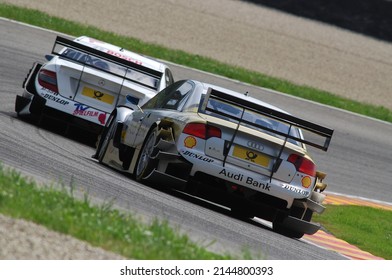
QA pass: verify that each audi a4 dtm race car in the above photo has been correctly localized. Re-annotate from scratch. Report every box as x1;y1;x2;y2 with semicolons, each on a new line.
95;79;334;238
15;36;174;137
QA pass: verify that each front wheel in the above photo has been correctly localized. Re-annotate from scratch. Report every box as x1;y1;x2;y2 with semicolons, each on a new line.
134;127;158;181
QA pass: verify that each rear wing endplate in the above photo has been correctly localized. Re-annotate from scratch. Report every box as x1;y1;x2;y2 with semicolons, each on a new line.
200;88;334;151
51;36;163;85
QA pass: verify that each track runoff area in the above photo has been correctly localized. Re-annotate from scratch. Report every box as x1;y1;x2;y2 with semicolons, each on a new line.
1;193;390;280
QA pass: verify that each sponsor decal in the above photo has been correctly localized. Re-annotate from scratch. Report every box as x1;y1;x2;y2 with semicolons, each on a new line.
245;177;271;191
184;136;197;148
182;150;214;163
106;50;143;65
94;90;104;99
73;103;106;125
40;87;59;96
219;168;243;182
218;168;271;191
282;184;309;196
82;87;115;105
73;104;99;117
245;151;258;162
233;145;270;167
42;93;69;105
98;113;107;125
302;176;312;188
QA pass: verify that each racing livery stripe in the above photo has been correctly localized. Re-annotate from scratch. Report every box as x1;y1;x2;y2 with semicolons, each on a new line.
324;193;392;211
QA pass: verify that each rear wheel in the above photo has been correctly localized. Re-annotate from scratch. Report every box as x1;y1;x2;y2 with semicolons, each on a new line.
135;127;158;181
96;114;116;163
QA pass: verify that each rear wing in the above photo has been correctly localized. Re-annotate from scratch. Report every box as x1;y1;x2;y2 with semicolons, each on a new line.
51;36;163;90
200;88;334;152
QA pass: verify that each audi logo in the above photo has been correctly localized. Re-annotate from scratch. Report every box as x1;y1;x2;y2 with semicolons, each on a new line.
247;141;264;151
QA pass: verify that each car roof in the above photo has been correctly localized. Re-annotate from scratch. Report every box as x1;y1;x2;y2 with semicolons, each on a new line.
74;36;167;73
197;80;291;115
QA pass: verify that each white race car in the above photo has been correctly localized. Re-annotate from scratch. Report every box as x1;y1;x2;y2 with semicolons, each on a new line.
15;36;174;136
95;79;334;238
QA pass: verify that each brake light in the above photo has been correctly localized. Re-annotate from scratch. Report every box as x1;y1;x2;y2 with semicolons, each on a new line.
287;154;316;177
38;69;58;93
183;123;221;139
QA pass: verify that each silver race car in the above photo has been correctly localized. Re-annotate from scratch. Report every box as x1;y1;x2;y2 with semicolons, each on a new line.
96;79;333;238
15;36;174;136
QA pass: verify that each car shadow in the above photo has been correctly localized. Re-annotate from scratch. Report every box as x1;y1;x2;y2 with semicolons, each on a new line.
9;111;99;147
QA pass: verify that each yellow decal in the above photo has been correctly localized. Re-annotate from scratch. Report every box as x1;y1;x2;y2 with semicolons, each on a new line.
302;176;312;188
82;87;115;104
184;136;197;148
233;145;270;167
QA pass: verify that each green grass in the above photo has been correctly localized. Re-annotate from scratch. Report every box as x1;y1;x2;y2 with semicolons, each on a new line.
0;165;235;259
313;205;392;259
1;3;392;123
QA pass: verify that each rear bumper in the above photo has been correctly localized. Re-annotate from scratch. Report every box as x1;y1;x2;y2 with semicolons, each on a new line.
16;93;104;134
180;147;312;208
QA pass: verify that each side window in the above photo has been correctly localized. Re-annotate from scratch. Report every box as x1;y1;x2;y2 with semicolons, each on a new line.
160;81;193;110
142;80;193;110
142;81;183;110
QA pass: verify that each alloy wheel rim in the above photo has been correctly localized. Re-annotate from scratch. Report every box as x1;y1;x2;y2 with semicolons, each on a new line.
137;131;155;177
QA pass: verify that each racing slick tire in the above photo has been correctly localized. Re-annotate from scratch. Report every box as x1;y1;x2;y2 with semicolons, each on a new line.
96;113;116;163
135;127;158;182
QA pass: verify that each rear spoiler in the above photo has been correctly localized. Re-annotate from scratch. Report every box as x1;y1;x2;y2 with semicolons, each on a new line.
51;36;163;83
200;88;334;152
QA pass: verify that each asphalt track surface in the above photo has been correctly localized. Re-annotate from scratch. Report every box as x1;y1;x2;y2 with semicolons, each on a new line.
1;19;391;259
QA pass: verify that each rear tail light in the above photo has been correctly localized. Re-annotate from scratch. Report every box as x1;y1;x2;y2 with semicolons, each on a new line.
38;69;58;93
287;154;316;177
183;123;221;139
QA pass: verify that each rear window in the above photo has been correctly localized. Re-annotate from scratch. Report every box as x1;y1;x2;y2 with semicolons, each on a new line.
61;48;160;90
201;96;303;146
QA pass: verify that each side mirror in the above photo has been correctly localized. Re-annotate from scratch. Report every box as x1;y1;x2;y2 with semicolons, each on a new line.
125;95;144;113
126;95;139;105
45;55;54;61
